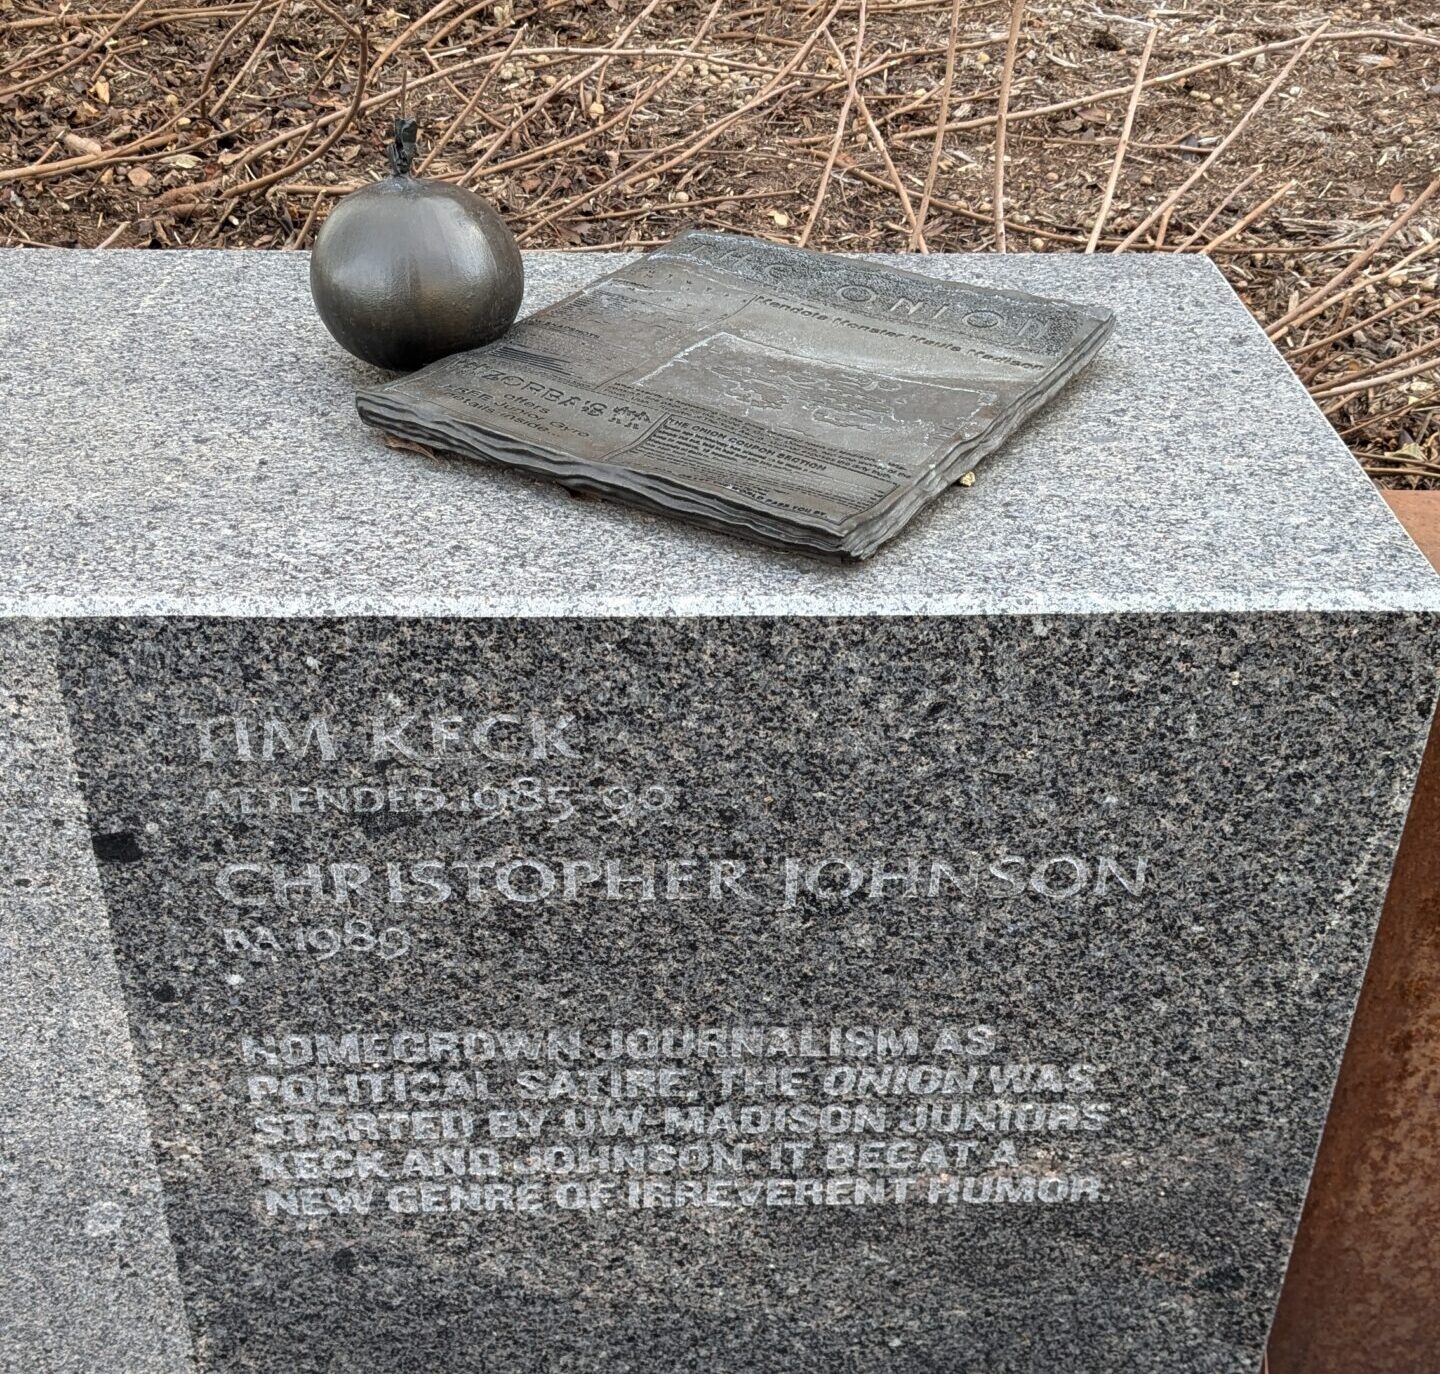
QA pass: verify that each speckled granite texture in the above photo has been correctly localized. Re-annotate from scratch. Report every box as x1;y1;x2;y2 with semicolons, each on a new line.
41;613;1440;1374
1;248;1439;1374
0;248;1437;616
0;623;193;1374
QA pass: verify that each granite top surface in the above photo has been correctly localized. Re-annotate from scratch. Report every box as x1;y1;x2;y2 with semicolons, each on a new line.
1;246;1435;618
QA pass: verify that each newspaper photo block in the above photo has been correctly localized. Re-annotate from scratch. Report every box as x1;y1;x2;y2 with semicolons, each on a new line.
357;231;1116;560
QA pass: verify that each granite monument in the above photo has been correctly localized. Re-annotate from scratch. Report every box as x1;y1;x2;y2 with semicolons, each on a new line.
1;246;1437;1374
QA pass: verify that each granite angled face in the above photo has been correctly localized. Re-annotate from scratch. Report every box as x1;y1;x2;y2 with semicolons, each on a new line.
2;248;1440;1374
30;610;1440;1374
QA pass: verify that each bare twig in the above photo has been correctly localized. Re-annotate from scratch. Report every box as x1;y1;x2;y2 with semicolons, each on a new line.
1114;23;1327;252
417;26;525;173
899;27;1437;144
303;0;360;37
1270;238;1440;339
1343;405;1427;439
1267;174;1440;334
1170;168;1263;253
464;0;726;187
465;0;662;178
517;0;847;243
1309;338;1440;399
281;191;325;248
0;0;149;99
196;0;273;112
552;187;788;225
1288;295;1425;361
992;0;1026;252
208;0;287;121
426;1;498;51
225;28;369;201
1198;180;1295;255
800;8;865;248
422;0;495;48
2;126;178;186
367;0;462;82
828;21;925;250
1085;23;1155;253
914;0;964;252
2;5;246;32
222;49;501;178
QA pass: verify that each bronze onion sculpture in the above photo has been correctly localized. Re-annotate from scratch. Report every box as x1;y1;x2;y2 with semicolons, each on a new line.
309;118;524;371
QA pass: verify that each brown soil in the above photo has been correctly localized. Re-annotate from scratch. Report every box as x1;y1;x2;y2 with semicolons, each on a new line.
2;0;1437;479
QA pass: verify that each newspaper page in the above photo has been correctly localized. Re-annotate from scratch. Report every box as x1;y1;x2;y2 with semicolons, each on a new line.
357;230;1114;558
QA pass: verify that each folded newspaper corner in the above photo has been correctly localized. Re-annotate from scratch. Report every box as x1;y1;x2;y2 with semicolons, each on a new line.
356;230;1116;560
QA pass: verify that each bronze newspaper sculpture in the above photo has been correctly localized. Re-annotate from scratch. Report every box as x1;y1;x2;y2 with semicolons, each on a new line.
358;231;1114;558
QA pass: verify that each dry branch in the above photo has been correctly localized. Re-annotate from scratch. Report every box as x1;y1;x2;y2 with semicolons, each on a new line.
826;19;925;251
1198;180;1294;256
896;28;1437;144
465;0;663;179
1287;295;1426;362
913;0;965;252
1269;238;1440;340
1309;337;1440;399
992;0;1026;252
0;0;149;99
225;29;370;201
800;7;866;248
1170;169;1263;254
417;26;526;174
1267;175;1440;335
1315;352;1440;402
1085;24;1154;254
516;0;848;243
208;1;287;122
196;0;273;112
1113;23;1327;253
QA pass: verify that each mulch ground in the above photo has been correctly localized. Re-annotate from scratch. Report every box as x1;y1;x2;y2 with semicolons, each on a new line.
2;0;1437;481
